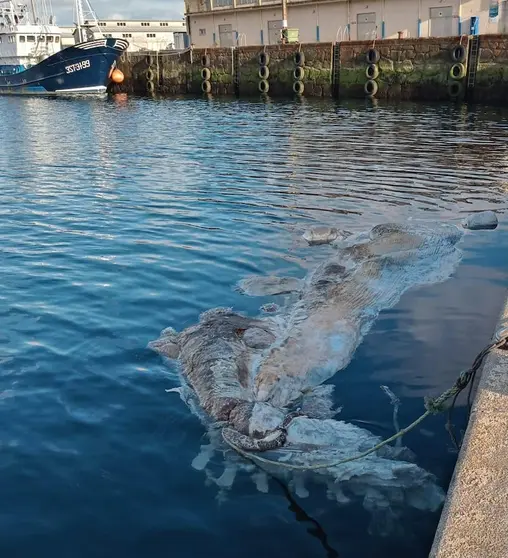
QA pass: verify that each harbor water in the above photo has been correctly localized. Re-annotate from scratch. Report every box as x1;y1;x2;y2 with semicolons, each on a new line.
0;95;507;558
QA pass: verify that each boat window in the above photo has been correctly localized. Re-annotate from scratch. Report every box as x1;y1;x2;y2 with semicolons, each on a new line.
47;36;53;42
55;36;60;43
38;36;45;41
27;36;36;42
8;36;15;43
19;35;26;42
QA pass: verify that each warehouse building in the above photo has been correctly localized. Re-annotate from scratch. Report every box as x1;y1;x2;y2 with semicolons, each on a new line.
185;0;507;47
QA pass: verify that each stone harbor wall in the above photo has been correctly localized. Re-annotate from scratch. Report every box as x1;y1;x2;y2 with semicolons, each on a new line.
233;43;332;97
338;37;470;101
112;35;508;105
473;34;508;105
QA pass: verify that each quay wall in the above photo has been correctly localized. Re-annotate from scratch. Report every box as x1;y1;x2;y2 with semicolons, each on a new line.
431;298;508;557
113;35;508;104
339;37;469;101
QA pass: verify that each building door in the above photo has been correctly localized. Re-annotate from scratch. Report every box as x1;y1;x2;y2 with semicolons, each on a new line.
429;7;454;37
499;0;508;32
267;20;283;45
357;12;377;40
219;23;234;46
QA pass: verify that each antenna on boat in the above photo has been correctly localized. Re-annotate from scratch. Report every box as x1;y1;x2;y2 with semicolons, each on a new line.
74;0;103;43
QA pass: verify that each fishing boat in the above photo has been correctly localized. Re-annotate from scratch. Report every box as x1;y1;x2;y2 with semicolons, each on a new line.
0;0;127;95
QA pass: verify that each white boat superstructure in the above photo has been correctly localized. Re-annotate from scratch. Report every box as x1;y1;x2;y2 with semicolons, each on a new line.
0;1;61;68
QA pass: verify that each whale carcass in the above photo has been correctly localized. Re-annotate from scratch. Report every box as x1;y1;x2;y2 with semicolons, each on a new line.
150;220;477;522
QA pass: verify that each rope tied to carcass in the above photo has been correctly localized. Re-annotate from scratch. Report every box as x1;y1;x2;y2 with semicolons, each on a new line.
222;332;508;471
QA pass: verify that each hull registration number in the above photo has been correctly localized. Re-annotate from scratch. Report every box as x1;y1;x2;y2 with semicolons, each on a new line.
65;60;91;74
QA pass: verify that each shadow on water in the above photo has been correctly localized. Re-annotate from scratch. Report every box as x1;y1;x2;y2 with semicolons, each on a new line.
272;476;341;558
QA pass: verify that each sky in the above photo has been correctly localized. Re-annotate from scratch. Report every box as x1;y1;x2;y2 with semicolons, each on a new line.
52;0;184;25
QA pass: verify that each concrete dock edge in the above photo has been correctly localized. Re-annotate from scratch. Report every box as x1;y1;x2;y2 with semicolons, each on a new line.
430;295;508;558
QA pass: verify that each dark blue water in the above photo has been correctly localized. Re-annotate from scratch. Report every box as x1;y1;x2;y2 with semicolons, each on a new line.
0;95;507;558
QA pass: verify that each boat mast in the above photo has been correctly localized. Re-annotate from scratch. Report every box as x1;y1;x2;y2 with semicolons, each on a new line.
30;0;38;23
75;0;103;43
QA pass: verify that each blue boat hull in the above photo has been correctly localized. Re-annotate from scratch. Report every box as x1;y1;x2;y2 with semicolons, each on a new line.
0;38;128;96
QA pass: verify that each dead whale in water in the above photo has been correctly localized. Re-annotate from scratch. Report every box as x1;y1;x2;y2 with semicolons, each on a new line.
149;216;496;523
248;223;463;408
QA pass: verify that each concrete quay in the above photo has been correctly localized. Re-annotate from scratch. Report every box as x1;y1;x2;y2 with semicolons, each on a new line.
431;297;508;558
112;35;508;104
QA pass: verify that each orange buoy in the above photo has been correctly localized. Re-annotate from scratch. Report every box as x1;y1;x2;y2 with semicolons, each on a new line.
110;69;125;84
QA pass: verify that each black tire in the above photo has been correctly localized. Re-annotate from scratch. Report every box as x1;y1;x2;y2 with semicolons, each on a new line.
448;81;463;98
293;66;305;80
147;80;155;94
258;65;270;80
365;64;379;80
451;45;466;63
201;67;211;80
201;80;212;93
295;51;305;67
146;55;154;66
364;79;378;97
449;63;466;80
258;52;270;66
146;68;155;82
201;54;211;67
366;48;380;64
258;79;269;93
293;80;304;95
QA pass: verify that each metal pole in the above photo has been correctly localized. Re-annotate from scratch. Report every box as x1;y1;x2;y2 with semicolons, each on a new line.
30;0;38;23
281;0;287;43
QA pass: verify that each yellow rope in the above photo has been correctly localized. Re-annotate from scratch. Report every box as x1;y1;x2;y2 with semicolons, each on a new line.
223;410;431;471
222;335;507;471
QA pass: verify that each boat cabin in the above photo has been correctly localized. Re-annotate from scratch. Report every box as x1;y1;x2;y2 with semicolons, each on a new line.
0;1;62;73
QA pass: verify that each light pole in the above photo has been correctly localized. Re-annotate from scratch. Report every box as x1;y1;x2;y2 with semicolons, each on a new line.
281;0;288;43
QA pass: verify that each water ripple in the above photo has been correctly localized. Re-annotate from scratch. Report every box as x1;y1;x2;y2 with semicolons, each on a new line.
0;96;507;558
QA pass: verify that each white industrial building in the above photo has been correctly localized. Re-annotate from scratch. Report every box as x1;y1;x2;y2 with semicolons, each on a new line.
61;19;189;52
185;0;508;47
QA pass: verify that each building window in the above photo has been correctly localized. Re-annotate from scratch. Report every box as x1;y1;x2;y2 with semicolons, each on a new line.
237;0;253;4
214;0;233;6
199;28;206;35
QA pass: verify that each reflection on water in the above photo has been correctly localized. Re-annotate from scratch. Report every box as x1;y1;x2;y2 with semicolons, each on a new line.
0;95;507;558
